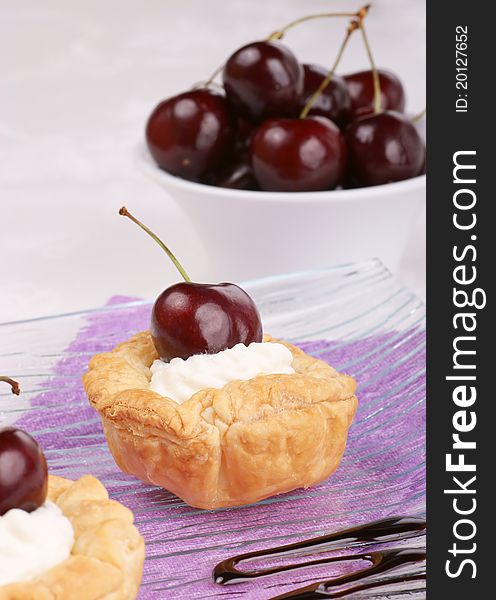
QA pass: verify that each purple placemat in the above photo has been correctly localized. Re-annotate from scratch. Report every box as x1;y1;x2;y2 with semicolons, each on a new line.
17;296;425;599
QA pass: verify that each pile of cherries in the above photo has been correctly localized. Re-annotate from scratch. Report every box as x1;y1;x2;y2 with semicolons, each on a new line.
145;7;425;192
0;377;48;516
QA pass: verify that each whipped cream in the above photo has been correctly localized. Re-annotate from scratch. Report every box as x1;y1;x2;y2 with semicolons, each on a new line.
150;341;295;403
0;501;74;586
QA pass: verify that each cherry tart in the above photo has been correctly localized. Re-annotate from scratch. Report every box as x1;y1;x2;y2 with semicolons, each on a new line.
0;474;145;600
83;332;357;510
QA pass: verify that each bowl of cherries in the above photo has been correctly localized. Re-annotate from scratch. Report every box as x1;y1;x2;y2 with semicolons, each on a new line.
138;6;425;280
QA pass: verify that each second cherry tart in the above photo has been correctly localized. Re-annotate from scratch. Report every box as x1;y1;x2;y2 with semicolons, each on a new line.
251;116;347;192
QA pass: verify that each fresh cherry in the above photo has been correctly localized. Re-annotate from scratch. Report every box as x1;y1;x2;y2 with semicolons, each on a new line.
344;69;406;120
0;377;48;516
345;111;425;186
119;208;263;362
151;282;263;361
223;40;303;122
251;116;347;192
146;89;234;181
298;64;351;128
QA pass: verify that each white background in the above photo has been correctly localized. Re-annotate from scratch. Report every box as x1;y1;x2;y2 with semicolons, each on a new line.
0;0;425;322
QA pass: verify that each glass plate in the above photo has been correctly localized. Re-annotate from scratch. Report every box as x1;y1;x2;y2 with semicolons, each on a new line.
0;259;425;599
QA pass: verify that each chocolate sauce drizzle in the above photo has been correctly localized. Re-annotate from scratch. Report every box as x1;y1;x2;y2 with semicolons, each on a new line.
213;516;426;598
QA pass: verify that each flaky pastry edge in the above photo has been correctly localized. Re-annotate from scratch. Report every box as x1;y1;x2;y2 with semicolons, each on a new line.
0;474;144;600
83;332;357;429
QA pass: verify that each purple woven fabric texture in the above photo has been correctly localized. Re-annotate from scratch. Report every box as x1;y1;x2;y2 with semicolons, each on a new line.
17;297;426;599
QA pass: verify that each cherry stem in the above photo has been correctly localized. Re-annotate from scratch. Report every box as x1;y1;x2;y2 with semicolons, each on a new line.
299;20;359;119
357;14;381;113
268;5;370;40
0;376;20;395
201;4;371;87
411;108;426;124
204;63;225;87
192;80;224;93
119;207;191;283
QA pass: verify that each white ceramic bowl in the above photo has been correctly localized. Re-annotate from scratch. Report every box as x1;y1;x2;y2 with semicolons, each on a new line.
137;146;425;282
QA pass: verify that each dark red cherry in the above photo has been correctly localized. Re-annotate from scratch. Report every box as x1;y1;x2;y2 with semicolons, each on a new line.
298;64;351;128
151;281;263;362
223;41;303;122
344;69;406;120
0;428;48;515
146;89;234;181
251;116;347;192
119;208;263;362
345;111;425;186
1;376;47;516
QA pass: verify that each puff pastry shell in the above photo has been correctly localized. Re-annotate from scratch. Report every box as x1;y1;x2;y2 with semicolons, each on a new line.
0;475;144;600
83;332;358;509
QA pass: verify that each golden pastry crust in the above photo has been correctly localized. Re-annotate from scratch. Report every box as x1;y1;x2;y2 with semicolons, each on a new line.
0;475;144;600
83;332;358;509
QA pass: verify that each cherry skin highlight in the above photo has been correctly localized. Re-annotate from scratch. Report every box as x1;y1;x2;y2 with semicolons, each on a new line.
223;40;303;122
146;89;234;181
344;69;406;120
251;116;347;192
299;64;352;128
0;427;48;516
345;111;425;186
151;282;263;362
